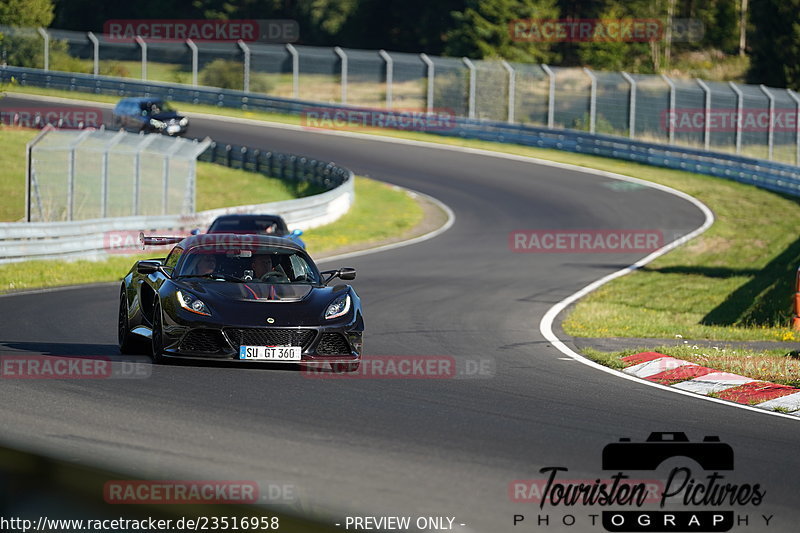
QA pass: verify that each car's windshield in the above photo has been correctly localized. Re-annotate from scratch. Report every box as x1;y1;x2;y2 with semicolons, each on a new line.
208;217;288;235
142;101;175;115
175;244;319;284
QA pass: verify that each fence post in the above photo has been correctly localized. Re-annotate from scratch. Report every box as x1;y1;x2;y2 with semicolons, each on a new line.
760;85;775;160
582;67;597;134
378;50;393;108
66;129;93;221
25;126;52;222
462;58;476;119
696;78;711;150
133;134;158;216
420;53;434;113
135;36;147;81
187;137;212;214
101;130;126;218
37;28;49;71
286;44;299;98
237;40;250;93
163;141;183;215
621;72;636;139
186;39;198;87
787;89;800;165
661;74;676;144
541;64;555;129
728;81;743;154
334;46;348;104
501;60;515;124
87;32;99;76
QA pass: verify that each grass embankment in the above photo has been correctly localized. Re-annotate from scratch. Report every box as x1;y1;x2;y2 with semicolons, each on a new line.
5;85;800;346
0;126;422;293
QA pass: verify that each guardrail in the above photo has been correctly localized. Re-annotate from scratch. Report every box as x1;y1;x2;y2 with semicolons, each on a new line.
0;139;354;263
3;66;800;199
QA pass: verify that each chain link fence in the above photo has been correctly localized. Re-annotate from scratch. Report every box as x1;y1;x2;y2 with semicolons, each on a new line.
26;127;211;222
5;24;800;165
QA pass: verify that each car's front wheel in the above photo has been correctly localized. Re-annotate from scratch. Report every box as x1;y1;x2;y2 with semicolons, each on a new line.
118;287;142;354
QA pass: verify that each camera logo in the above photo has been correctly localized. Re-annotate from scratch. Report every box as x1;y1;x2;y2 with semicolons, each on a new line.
602;432;734;471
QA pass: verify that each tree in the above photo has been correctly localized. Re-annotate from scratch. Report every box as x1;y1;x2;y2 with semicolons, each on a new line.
443;0;559;62
0;0;53;27
574;0;667;73
747;0;800;89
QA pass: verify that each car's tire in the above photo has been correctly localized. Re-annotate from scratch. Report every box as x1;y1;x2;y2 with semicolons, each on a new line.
151;299;167;364
330;361;360;373
118;287;142;355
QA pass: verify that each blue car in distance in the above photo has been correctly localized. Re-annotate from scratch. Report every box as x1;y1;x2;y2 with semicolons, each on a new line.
112;97;189;136
202;214;306;249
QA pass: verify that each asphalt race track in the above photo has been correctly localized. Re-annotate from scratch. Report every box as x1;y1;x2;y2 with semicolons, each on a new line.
1;95;800;532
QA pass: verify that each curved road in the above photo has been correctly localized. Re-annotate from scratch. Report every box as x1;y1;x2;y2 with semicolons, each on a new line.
1;96;799;532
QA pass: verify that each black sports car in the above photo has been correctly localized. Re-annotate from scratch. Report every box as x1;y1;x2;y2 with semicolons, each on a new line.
118;234;363;371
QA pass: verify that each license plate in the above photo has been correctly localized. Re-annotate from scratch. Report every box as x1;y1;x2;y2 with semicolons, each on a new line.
239;345;301;361
167;124;181;134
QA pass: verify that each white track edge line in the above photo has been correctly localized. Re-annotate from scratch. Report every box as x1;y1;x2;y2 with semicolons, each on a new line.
316;190;455;265
536;184;800;422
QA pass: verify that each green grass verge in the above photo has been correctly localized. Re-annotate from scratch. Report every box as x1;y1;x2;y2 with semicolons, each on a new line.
195;163;323;211
0;176;422;293
582;345;800;388
5;84;800;343
0;127;37;221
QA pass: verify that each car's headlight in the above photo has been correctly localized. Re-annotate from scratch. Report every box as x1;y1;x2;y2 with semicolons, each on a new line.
149;118;166;129
324;293;350;320
177;290;211;316
179;117;188;126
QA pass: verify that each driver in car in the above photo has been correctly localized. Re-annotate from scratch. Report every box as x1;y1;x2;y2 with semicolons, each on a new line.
251;254;287;281
195;254;217;275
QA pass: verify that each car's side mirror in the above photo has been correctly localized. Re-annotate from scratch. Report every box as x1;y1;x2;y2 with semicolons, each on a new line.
291;229;303;237
320;268;356;284
190;228;201;235
137;260;168;276
338;267;356;280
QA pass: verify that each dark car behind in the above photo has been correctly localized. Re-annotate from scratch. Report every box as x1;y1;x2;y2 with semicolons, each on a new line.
112;97;189;136
206;214;306;248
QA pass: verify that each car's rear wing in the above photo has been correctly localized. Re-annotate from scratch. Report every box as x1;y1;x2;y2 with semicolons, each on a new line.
139;232;185;248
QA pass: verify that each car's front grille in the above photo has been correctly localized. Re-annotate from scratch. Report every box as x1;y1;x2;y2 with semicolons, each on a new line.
316;333;352;355
224;328;316;350
179;329;228;354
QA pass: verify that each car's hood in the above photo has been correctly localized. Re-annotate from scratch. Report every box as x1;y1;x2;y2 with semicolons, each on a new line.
168;280;353;326
151;111;183;121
